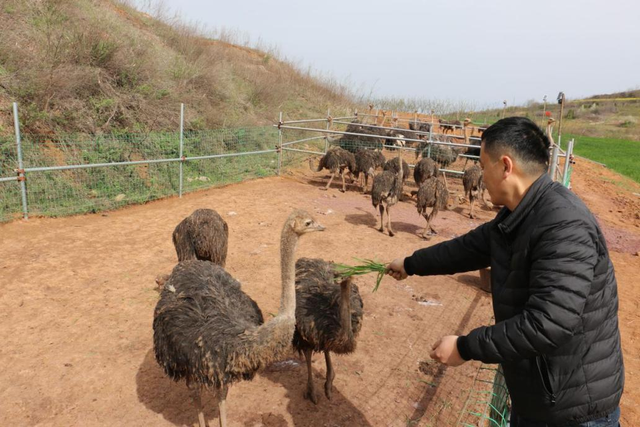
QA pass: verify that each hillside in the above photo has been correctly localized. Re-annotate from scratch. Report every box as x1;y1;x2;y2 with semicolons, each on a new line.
466;91;640;142
0;0;355;135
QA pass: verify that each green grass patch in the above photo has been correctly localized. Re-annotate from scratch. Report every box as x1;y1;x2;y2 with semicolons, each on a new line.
566;134;640;183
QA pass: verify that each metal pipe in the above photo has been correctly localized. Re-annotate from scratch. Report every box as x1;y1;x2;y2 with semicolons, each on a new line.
548;145;559;180
25;157;182;172
331;115;357;121
179;103;184;198
13;102;28;219
324;108;330;153
282;147;325;155
562;139;574;187
0;176;18;183
282;136;325;147
24;149;278;173
277;112;283;176
280;118;330;125
276;124;478;149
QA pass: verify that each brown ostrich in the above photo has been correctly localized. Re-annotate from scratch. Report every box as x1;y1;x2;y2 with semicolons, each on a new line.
293;258;364;404
383;156;410;183
153;210;325;427
173;209;228;265
317;147;356;192
463;164;490;219
156;209;229;290
353;149;386;193
413;157;440;187
415;177;450;238
372;153;404;236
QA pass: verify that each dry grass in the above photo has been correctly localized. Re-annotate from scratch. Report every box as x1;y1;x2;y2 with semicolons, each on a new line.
0;0;356;135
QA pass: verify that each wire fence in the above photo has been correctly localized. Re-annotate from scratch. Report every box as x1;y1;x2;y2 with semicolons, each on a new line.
0;123;280;222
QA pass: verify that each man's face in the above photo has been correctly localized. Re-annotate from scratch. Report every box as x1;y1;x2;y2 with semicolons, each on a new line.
479;143;505;206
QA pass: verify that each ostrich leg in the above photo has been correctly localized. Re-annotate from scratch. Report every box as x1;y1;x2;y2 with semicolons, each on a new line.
188;381;207;427
378;204;385;233
324;351;335;400
340;169;346;192
469;196;476;219
323;172;336;190
303;349;319;404
386;205;395;237
217;385;228;427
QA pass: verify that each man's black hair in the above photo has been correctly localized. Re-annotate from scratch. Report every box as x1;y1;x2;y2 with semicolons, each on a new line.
482;117;550;175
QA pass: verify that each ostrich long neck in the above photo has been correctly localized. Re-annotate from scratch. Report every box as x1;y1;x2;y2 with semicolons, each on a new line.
338;281;353;341
278;228;298;318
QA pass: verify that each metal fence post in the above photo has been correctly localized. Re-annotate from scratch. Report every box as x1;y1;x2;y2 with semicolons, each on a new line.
562;138;575;187
13;102;28;220
324;108;331;153
548;145;559;181
179;103;185;197
277;111;283;175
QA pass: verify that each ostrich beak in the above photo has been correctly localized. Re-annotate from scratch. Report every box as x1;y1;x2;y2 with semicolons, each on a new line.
313;222;326;232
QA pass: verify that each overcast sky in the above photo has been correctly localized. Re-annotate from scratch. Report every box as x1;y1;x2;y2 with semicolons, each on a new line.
139;0;640;109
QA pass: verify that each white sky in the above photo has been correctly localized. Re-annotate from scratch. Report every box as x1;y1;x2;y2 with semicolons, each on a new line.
139;0;640;108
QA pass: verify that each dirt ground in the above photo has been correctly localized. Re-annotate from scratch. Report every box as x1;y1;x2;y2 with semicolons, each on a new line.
1;156;638;427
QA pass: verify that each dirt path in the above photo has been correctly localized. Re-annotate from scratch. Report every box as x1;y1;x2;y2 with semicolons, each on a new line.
0;160;638;426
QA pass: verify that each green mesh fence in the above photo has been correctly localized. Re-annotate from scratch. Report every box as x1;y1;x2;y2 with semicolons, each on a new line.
0;127;279;220
458;365;510;427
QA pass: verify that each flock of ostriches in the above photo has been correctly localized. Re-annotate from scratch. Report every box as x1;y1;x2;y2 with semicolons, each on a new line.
152;121;492;427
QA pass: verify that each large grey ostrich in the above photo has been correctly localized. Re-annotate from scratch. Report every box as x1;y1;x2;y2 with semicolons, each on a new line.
413;157;440;188
153;210;325;427
416;177;450;238
293;258;364;404
353;149;386;193
463;164;489;219
372;153;404;236
156;209;229;290
173;209;229;266
317;147;356;192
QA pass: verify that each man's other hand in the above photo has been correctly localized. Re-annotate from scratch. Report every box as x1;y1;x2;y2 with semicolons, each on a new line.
430;336;467;367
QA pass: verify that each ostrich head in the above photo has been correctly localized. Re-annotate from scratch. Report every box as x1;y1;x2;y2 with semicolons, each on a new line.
285;210;325;235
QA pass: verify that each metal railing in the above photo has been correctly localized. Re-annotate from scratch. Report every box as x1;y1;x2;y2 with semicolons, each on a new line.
275;111;482;177
1;103;280;221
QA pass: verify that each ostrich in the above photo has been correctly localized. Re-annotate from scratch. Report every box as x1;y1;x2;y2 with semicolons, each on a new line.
415;177;450;238
383;156;410;183
156;209;229;290
353;149;386;193
153;210;325;427
372;153;403;236
293;258;364;404
413;157;439;188
173;209;228;265
463;118;481;158
462;164;488;219
317;147;356;192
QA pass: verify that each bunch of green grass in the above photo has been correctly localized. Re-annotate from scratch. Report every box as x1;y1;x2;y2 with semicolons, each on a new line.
334;258;388;292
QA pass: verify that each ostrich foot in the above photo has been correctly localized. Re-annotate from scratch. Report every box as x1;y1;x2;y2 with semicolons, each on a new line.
388;230;395;237
378;227;384;233
324;380;334;400
304;385;319;405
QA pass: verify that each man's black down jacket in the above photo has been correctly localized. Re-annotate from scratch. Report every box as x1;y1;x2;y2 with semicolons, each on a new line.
404;174;624;426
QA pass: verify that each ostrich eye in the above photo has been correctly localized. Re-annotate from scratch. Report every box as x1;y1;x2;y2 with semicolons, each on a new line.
305;220;312;226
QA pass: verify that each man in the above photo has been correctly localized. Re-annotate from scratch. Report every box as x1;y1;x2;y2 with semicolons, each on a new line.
386;117;624;426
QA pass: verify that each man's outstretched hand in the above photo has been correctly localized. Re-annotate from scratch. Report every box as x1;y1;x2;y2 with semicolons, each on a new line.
386;258;408;280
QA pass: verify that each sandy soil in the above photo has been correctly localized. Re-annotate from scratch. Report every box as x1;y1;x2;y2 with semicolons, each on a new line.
1;156;638;426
